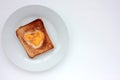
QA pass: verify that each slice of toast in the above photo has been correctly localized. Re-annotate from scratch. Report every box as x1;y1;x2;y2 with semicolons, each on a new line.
16;19;54;58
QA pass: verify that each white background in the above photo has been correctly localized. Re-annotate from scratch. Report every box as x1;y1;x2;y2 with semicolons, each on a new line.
0;0;120;80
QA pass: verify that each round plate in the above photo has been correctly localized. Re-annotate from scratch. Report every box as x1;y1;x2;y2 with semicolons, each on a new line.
2;5;69;72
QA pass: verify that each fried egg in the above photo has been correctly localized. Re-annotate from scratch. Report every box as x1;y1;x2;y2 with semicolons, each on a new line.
24;30;44;48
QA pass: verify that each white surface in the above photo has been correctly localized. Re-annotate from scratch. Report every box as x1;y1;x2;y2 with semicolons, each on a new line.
2;5;69;72
0;0;120;80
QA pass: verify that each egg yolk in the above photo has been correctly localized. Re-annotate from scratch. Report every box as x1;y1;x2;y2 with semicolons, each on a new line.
24;30;44;46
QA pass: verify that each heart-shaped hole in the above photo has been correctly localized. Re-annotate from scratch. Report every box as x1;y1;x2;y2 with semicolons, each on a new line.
24;30;44;48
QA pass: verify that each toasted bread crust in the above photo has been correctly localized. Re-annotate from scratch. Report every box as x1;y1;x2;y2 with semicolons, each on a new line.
16;19;54;58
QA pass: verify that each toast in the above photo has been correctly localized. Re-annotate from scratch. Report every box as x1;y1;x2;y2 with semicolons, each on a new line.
16;19;54;58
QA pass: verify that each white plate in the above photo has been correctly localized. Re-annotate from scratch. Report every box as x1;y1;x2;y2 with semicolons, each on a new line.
1;5;69;72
